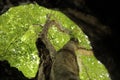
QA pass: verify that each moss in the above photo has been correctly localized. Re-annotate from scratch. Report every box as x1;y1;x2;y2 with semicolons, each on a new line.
0;4;110;79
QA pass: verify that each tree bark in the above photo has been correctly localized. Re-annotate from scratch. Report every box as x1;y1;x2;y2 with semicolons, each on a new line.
36;15;80;80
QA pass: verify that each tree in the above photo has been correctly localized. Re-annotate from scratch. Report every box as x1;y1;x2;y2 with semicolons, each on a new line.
0;0;120;80
36;1;120;79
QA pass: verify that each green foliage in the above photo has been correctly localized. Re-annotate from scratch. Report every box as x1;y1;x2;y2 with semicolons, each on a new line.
80;55;110;80
0;4;110;79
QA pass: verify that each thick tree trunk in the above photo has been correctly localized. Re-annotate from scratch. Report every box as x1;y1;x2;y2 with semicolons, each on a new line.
36;16;80;80
50;40;80;80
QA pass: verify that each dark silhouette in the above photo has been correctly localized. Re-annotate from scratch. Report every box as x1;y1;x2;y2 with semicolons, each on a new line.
0;60;36;80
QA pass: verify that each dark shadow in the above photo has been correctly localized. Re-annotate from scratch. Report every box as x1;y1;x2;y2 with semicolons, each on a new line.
0;60;36;80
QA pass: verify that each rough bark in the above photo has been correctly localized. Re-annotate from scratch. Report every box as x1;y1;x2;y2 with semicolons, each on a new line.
36;15;80;80
36;38;80;80
50;39;80;80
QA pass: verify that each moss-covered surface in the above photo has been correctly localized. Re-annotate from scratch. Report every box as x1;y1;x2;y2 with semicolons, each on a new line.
0;4;110;79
